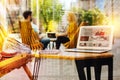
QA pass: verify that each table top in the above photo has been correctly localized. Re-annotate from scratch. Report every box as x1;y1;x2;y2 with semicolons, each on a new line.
34;50;113;60
0;53;32;77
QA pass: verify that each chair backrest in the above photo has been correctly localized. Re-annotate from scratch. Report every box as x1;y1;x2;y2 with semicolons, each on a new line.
64;27;80;48
0;25;8;51
63;22;85;48
19;20;43;50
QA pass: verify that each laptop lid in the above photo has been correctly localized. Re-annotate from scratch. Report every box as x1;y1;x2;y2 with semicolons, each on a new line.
76;26;113;50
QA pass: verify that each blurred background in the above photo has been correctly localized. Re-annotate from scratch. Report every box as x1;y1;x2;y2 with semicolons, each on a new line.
0;0;120;37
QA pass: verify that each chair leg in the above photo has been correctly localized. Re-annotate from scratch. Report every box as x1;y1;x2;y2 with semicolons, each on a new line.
23;64;33;80
33;58;41;80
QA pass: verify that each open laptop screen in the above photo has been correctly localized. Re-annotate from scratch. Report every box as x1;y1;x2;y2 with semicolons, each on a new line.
47;32;56;38
77;26;113;50
46;32;56;41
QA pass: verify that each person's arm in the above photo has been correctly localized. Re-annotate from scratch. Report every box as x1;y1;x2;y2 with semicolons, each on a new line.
56;23;71;37
56;31;67;37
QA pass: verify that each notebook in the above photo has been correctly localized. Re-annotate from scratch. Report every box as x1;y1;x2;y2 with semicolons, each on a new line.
47;32;56;41
65;25;114;53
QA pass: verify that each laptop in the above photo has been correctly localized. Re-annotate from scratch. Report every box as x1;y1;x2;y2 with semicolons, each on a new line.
65;25;114;53
46;32;56;41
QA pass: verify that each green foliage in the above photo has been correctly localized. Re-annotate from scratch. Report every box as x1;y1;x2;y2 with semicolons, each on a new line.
82;8;107;25
72;8;107;26
32;0;64;31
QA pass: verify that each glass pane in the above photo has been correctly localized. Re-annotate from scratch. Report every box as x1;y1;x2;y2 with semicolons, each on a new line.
5;0;29;33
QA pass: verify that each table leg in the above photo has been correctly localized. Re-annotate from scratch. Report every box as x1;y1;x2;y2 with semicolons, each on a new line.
23;64;33;80
94;65;102;80
75;57;113;80
108;58;113;80
86;66;91;80
33;58;41;80
75;60;86;80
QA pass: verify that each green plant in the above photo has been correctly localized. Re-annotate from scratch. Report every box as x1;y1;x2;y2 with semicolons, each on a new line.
73;8;107;26
32;0;64;31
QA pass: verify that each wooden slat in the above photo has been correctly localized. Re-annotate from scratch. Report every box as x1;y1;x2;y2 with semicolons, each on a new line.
0;53;32;79
19;20;43;50
23;64;33;80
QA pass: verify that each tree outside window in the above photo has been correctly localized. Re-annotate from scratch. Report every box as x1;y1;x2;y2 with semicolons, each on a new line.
32;0;64;32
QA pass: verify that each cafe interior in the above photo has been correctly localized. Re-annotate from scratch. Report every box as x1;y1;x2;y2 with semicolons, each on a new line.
0;0;120;80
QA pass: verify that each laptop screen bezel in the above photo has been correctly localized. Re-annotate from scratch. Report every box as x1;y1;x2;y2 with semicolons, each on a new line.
76;25;114;50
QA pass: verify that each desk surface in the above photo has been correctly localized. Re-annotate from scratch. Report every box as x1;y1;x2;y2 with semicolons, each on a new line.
34;50;113;60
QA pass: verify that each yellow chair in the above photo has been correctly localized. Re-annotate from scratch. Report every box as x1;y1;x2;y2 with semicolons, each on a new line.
19;20;43;50
0;25;8;51
63;22;86;48
63;27;80;48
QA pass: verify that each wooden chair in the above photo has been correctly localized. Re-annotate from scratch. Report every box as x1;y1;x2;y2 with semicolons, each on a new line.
0;25;8;51
63;27;80;48
19;20;44;50
63;22;87;48
0;24;33;80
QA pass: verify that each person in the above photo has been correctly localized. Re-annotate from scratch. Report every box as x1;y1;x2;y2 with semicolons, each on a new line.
22;10;50;49
56;12;78;49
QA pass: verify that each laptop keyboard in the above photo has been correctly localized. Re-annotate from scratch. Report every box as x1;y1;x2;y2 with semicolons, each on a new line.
64;49;110;53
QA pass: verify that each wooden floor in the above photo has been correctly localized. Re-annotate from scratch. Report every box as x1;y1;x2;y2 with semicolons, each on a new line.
1;38;120;80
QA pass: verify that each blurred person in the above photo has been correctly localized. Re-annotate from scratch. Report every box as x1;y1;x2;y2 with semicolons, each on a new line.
22;10;50;49
55;12;78;49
